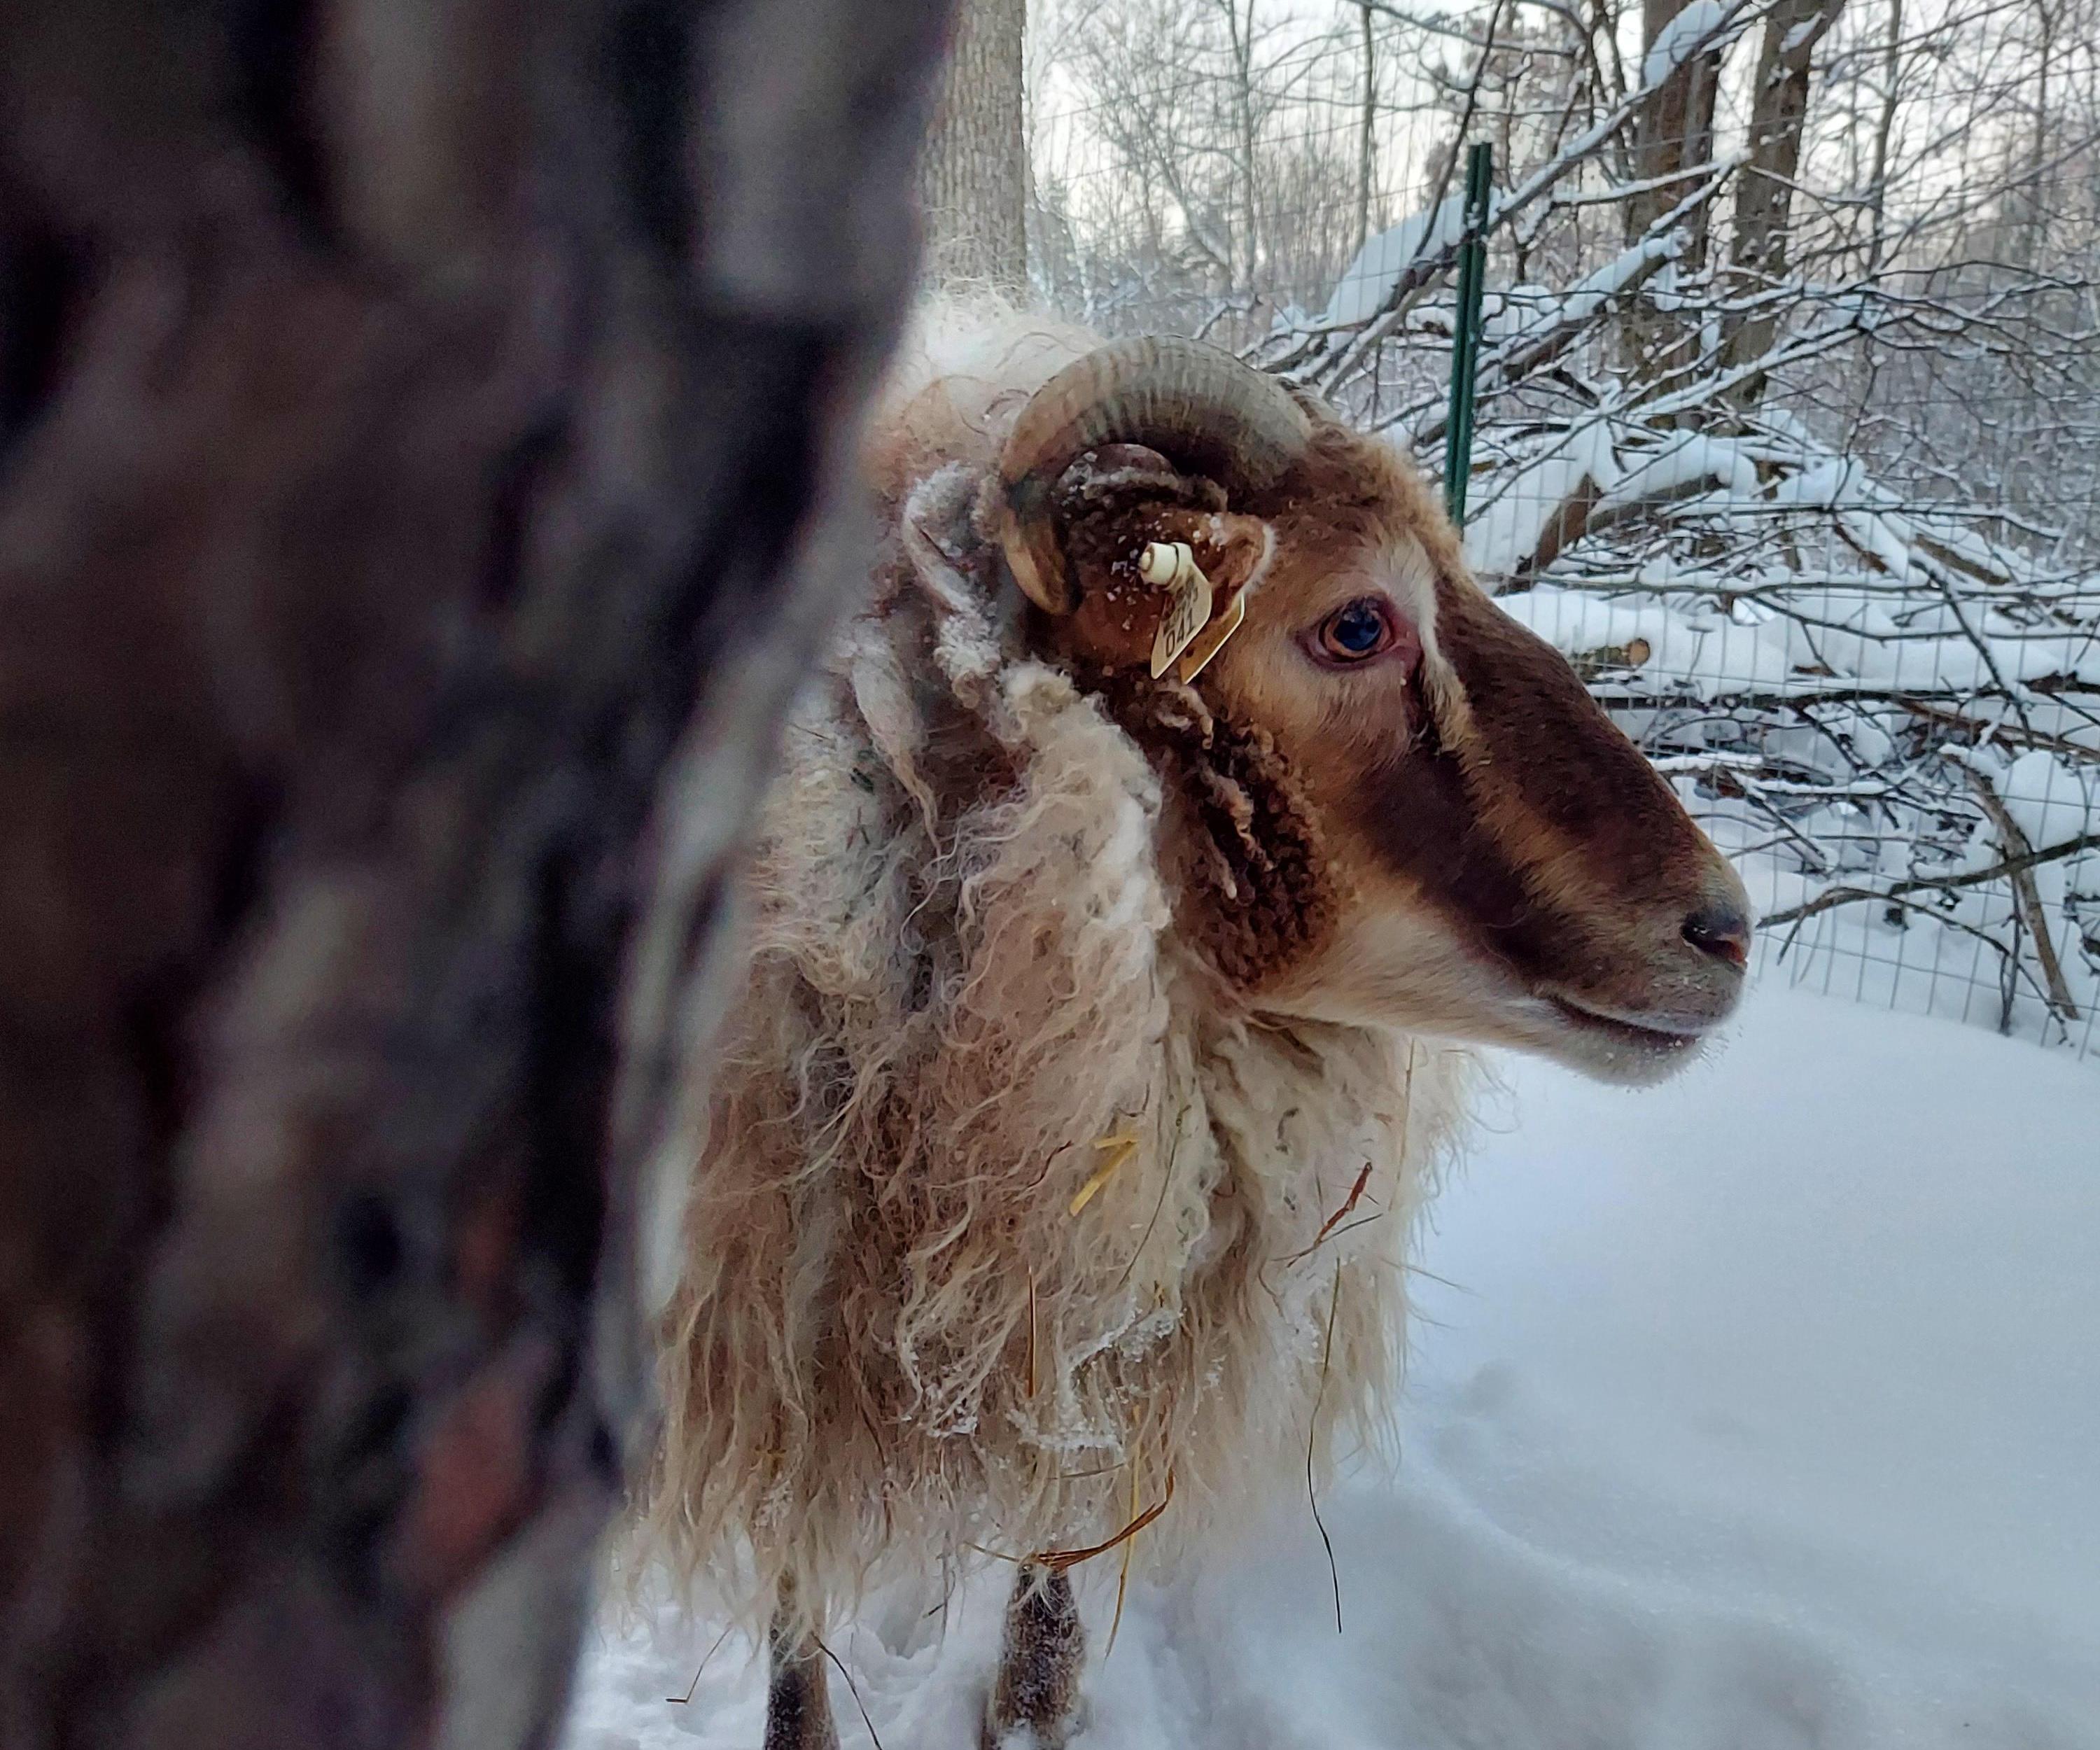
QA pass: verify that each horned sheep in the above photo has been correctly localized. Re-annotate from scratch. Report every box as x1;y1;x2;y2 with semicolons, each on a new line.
644;307;1751;1749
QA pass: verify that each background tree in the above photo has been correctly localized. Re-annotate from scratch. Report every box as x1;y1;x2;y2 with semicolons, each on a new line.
1720;0;1850;405
1036;0;1364;325
0;1;949;1744
1619;0;1728;384
919;0;1030;290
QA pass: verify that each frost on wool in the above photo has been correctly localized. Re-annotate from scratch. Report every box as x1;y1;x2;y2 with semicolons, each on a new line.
641;314;1476;1637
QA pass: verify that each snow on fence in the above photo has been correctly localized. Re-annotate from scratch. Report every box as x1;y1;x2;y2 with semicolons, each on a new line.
1462;356;2100;1059
1030;7;2100;1057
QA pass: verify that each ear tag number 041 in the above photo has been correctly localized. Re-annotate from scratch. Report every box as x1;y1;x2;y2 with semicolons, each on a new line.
1143;540;1234;680
1174;589;1244;683
1141;540;1245;682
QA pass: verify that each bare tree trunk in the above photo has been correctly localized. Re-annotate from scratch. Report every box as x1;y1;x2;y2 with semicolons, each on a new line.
1354;2;1378;255
1619;0;1724;385
1864;0;1905;272
1224;0;1263;293
0;2;948;1746
1721;0;1849;405
918;0;1029;293
2018;0;2059;269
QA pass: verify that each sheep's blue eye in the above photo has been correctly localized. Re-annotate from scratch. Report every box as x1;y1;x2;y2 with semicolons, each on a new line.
1331;605;1383;650
1320;600;1392;661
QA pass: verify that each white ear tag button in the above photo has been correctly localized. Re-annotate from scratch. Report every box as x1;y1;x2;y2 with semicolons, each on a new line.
1143;541;1212;678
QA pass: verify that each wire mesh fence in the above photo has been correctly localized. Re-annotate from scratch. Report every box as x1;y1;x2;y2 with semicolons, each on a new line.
1029;0;2100;1058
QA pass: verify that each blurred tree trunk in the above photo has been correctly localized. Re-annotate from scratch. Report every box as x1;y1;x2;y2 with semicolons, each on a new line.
0;1;948;1746
918;0;1028;292
1721;0;1848;407
1619;0;1724;386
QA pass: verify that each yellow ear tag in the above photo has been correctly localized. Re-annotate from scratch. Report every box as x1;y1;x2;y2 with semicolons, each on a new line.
1142;542;1212;679
1174;588;1245;682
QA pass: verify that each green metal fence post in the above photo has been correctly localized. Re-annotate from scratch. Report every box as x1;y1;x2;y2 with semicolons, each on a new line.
1442;141;1493;527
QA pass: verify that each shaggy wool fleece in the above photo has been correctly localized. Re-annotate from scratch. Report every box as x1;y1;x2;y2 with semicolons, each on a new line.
643;310;1476;1634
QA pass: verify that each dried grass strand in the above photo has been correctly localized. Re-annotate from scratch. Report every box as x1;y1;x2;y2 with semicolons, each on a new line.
1310;1262;1343;1635
1032;1470;1175;1575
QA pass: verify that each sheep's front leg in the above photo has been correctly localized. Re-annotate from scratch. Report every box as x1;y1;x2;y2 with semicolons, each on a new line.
762;1600;839;1750
982;1562;1085;1750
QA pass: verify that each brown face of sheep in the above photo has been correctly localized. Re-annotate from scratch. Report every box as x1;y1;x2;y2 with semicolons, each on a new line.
993;337;1751;1085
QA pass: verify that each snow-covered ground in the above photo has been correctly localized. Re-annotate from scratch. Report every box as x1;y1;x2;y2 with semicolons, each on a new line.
562;987;2100;1750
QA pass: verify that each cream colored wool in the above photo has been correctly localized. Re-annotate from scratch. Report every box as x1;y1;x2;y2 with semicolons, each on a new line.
644;308;1476;1633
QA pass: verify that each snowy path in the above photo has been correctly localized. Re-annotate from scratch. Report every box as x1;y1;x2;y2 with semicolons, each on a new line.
562;988;2100;1750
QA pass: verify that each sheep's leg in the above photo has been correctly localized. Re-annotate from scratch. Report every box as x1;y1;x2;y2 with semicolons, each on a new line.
762;1600;839;1750
982;1562;1085;1750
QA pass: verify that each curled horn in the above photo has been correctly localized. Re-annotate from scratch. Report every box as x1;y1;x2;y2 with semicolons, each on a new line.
990;335;1315;615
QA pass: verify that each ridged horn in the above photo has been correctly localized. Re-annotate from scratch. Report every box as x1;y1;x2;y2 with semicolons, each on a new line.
991;335;1315;615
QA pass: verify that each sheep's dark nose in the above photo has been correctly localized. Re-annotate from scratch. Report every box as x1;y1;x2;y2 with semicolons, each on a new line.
1682;903;1751;969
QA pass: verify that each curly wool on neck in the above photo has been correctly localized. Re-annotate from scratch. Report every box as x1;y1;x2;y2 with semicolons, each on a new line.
638;309;1476;1633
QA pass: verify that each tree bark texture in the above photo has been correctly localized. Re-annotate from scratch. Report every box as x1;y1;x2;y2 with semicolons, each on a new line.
1619;0;1723;386
917;0;1028;293
0;2;948;1746
1721;0;1848;405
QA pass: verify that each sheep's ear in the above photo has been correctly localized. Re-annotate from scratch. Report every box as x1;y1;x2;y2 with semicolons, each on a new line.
1054;501;1275;677
1023;440;1274;676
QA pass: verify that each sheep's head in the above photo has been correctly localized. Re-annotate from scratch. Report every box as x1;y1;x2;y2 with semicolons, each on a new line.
987;336;1750;1085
